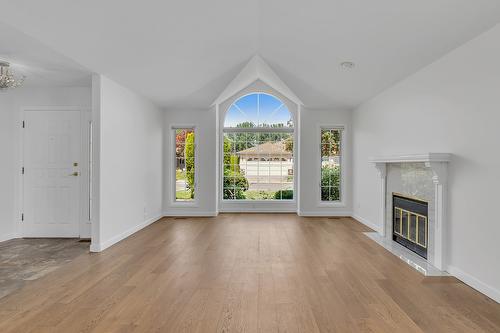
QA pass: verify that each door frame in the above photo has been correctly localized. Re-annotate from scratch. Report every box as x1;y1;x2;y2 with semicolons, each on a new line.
18;106;91;238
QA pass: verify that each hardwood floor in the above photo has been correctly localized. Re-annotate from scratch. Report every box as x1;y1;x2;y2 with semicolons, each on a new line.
0;214;498;332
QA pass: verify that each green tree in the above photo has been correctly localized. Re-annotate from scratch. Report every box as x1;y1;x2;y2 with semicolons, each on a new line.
223;137;232;166
236;121;255;128
321;166;340;201
223;169;248;199
321;130;341;156
284;136;293;152
185;132;195;198
230;155;240;173
223;135;248;199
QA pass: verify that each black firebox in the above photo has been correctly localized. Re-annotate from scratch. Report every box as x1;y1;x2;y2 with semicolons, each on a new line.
392;193;428;259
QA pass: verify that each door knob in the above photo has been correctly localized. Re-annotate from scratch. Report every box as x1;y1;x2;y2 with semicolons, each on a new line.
69;171;79;176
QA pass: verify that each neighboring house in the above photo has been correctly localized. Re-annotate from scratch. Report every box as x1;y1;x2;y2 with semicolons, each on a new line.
237;141;293;178
237;141;292;162
322;156;341;167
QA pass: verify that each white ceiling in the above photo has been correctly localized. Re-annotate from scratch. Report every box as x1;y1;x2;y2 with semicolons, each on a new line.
0;21;91;87
0;0;499;108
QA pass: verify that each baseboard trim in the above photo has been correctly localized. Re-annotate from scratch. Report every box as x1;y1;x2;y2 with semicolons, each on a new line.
163;211;218;217
298;210;352;217
447;265;500;304
351;214;381;233
90;214;162;252
220;209;296;213
0;232;19;243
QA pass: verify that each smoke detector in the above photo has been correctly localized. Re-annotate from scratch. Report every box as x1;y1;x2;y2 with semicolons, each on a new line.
340;61;355;70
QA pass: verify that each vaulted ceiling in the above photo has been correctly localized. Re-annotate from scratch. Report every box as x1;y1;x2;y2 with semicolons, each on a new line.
0;0;499;109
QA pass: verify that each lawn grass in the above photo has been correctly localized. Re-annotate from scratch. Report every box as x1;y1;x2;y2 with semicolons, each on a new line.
176;190;192;200
244;190;276;200
176;169;186;180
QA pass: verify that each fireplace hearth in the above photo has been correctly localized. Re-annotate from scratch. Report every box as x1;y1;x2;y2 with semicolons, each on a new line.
393;193;428;259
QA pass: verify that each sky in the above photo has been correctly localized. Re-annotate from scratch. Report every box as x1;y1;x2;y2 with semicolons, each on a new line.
224;93;293;128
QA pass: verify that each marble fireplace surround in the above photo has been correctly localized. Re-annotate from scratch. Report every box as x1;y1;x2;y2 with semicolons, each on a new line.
368;153;451;275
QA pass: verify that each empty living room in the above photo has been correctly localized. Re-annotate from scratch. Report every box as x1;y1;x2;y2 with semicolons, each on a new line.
1;1;500;332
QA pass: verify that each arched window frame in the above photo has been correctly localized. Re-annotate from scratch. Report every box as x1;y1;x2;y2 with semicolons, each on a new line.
218;90;298;206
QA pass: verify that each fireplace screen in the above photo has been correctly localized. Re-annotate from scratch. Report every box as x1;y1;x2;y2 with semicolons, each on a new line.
393;194;428;259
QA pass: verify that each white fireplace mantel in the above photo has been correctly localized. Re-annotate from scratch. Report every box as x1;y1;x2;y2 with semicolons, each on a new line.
368;153;452;273
369;153;451;164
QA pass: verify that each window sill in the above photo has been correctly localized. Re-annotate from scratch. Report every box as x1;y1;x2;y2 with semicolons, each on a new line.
317;201;346;208
221;199;296;204
171;201;198;207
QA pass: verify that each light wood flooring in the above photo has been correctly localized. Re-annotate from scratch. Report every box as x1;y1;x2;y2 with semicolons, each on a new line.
0;214;499;332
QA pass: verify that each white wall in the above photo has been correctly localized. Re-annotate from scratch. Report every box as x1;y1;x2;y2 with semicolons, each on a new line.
162;109;217;216
0;86;91;242
299;108;353;216
352;24;500;302
91;75;163;251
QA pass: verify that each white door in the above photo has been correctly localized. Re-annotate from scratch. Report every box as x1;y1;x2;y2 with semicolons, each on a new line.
22;110;81;237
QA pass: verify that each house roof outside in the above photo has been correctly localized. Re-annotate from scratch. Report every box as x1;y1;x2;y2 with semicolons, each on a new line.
237;141;292;158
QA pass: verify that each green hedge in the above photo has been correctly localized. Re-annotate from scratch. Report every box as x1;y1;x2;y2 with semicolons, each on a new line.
223;169;249;199
321;166;340;201
274;190;294;200
185;132;195;198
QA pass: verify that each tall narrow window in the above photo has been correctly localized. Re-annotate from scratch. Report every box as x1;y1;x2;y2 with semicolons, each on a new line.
320;128;342;202
223;93;294;201
174;128;195;201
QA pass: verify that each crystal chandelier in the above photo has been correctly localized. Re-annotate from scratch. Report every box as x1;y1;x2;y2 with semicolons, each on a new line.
0;61;25;89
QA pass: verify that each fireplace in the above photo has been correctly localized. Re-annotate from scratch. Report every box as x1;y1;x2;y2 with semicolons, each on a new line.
392;193;428;259
369;154;450;272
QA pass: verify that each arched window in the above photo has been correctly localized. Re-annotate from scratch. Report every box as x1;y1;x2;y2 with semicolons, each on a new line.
223;93;294;200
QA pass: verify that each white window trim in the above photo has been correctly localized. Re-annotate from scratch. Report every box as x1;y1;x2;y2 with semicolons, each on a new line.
317;125;346;208
219;92;297;205
171;125;198;207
